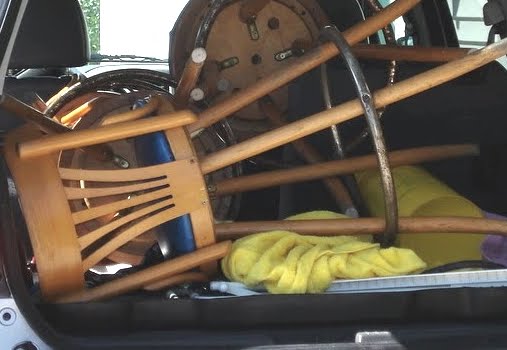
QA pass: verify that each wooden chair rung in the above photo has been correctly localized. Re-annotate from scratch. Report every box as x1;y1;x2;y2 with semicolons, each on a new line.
78;198;175;250
59;162;175;182
72;187;173;225
65;178;169;200
82;203;200;271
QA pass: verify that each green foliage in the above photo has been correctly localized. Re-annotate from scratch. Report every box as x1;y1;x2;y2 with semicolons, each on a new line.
79;0;100;53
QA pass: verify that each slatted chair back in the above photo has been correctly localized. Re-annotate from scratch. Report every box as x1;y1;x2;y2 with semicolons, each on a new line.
4;111;216;301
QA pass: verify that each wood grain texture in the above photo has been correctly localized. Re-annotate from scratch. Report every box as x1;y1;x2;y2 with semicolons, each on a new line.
352;44;470;62
65;178;169;200
160;99;217;273
200;39;507;174
53;92;118;122
82;201;202;271
19;110;198;159
72;186;173;225
204;0;324;120
188;0;421;132
213;144;479;196
78;199;174;250
239;0;271;21
60;162;174;182
4;126;84;300
59;99;96;125
260;98;354;211
100;95;160;126
174;49;206;108
57;241;232;303
215;217;507;240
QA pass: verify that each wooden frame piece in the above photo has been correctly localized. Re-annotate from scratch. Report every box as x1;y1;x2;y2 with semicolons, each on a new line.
100;94;161;126
212;144;479;196
215;217;507;240
351;44;471;62
174;48;207;108
199;38;507;174
18;110;198;159
259;97;355;214
188;0;422;133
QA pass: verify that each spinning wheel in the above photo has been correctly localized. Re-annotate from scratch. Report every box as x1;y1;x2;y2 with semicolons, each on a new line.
3;0;507;303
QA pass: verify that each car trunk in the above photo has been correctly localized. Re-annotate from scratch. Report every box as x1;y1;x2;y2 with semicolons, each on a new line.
4;0;507;349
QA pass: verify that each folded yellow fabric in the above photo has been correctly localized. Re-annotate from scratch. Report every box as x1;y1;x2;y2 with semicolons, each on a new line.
221;211;426;294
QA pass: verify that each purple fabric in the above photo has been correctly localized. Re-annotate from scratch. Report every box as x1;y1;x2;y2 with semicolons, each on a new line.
481;211;507;267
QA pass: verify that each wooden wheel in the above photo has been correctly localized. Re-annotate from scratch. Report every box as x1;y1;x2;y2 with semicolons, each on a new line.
170;0;330;121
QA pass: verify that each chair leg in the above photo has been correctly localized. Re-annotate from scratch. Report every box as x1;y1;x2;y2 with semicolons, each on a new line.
56;241;231;303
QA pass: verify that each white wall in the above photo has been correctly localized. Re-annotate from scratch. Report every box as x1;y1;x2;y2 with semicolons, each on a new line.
100;0;189;59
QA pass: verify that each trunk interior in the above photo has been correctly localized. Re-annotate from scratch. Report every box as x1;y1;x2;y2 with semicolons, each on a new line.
3;0;507;348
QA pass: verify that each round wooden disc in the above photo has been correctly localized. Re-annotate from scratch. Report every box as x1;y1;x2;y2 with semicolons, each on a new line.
170;0;329;120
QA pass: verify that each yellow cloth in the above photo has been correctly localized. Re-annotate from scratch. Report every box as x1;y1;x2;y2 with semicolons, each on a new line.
221;211;426;294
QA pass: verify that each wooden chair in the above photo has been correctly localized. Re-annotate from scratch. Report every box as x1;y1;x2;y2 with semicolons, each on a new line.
3;105;230;303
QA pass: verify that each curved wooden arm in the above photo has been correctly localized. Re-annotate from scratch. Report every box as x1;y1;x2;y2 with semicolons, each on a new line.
352;44;471;62
18;110;197;159
215;217;507;240
188;0;422;133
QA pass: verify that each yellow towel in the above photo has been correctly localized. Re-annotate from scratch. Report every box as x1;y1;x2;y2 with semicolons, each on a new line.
221;211;426;294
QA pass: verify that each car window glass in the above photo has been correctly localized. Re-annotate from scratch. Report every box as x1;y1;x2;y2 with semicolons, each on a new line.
79;0;190;61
